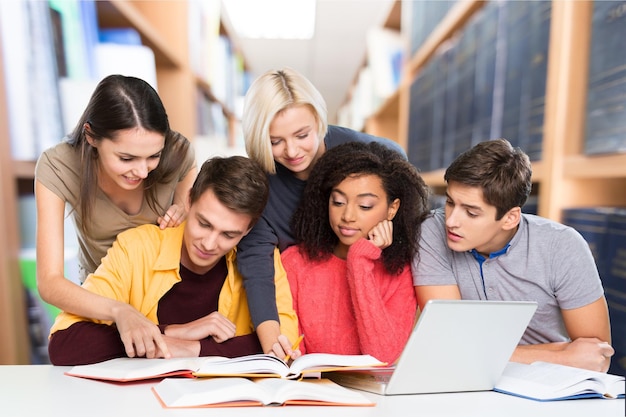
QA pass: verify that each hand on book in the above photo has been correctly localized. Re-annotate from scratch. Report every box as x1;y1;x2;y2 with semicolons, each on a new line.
112;302;170;359
513;337;614;374
163;311;236;343
269;334;302;362
562;338;614;373
159;335;200;358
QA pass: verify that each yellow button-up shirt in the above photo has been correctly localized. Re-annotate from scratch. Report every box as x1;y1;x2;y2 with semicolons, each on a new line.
50;223;298;343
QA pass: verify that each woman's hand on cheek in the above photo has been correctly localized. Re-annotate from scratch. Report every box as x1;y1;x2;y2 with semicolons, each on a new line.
367;220;394;249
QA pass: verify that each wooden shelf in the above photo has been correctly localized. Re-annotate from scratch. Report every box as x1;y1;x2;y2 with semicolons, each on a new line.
364;90;400;142
564;154;626;179
0;0;246;364
97;1;184;69
0;27;30;364
352;0;626;223
420;169;446;187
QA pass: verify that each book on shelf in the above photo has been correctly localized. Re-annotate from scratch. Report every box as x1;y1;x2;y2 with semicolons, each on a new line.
584;1;626;155
562;207;626;377
151;377;375;408
407;60;434;172
451;14;478;160
604;209;626;377
366;26;404;104
441;36;460;169
471;1;499;145
65;353;387;382
494;361;625;401
0;0;64;161
499;0;531;151
523;0;551;161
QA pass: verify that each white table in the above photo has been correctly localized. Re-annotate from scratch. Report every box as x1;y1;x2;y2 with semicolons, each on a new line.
1;365;623;417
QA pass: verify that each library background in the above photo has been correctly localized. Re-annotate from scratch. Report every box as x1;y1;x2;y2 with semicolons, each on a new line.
0;0;624;376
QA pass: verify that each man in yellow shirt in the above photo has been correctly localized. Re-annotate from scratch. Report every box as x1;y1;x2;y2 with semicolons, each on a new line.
48;156;299;365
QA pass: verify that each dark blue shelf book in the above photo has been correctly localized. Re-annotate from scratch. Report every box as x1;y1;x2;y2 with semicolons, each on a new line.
409;0;454;57
407;62;435;173
522;1;551;162
499;0;531;151
521;195;538;215
441;39;459;169
451;15;478;161
584;1;626;155
471;1;499;144
561;207;614;278
604;209;626;377
428;55;446;172
561;207;626;377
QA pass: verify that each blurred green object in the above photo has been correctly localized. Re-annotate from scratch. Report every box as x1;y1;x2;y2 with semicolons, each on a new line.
19;254;61;321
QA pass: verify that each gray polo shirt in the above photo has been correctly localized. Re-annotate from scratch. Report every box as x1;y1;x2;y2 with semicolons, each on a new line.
412;209;604;345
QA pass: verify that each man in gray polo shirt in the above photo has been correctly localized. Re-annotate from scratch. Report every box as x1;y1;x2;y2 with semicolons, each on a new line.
412;139;614;372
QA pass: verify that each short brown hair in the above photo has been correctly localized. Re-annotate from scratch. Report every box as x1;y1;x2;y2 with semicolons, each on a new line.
190;156;269;228
444;138;532;220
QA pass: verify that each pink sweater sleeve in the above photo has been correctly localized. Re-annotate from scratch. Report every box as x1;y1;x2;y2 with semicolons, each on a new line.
346;239;417;364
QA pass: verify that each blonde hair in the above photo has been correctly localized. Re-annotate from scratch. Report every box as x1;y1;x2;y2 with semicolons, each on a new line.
243;67;328;173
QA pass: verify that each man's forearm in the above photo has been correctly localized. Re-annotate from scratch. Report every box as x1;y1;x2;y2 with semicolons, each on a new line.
48;321;126;365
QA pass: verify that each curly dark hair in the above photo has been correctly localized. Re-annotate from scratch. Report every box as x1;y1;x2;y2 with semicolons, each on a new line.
291;141;431;275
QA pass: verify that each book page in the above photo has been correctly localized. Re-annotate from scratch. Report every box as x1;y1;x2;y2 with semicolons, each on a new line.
288;353;387;377
495;361;625;400
152;377;375;407
153;377;267;407
254;378;374;406
65;357;218;381
194;354;290;378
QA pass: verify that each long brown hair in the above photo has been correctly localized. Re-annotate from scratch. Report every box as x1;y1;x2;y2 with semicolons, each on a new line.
67;75;190;234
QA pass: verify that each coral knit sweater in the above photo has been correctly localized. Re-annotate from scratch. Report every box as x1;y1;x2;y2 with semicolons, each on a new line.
281;238;417;364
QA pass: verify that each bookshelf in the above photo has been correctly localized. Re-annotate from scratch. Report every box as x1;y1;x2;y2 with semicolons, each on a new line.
0;29;30;365
351;0;626;221
0;0;244;363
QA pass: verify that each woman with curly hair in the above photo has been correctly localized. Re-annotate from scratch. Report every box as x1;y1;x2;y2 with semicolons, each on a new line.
281;141;430;364
236;67;406;356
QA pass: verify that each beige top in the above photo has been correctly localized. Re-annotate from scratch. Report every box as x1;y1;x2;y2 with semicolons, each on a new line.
35;140;196;282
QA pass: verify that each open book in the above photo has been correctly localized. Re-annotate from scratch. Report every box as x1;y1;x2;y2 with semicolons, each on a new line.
494;361;625;401
152;377;375;407
65;353;387;382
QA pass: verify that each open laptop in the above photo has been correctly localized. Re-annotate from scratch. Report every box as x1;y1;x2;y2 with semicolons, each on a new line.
325;299;537;395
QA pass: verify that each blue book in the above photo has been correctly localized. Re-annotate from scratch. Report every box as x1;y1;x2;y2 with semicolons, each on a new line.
452;15;478;160
604;209;626;376
79;0;99;79
499;1;530;150
441;41;459;168
562;207;626;377
561;207;614;279
471;1;499;144
523;1;551;161
430;52;447;171
408;0;426;57
584;1;626;155
521;195;538;215
407;68;432;172
409;1;454;57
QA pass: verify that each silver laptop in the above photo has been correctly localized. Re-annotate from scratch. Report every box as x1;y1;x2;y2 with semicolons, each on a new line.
325;299;537;395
